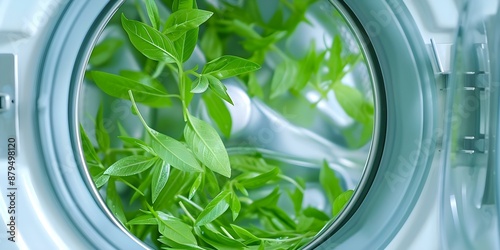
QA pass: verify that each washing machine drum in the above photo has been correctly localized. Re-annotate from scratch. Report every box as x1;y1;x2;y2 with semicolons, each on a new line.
1;0;499;249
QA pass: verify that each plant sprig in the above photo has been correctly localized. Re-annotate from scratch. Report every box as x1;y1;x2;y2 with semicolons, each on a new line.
81;0;357;249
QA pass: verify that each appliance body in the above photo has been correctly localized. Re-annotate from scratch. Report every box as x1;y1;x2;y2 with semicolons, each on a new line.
0;0;498;249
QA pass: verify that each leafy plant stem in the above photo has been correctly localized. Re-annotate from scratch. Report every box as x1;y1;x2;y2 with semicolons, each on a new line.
278;174;304;193
220;226;235;239
118;177;145;196
179;201;196;223
152;61;166;78
177;195;203;211
176;61;191;122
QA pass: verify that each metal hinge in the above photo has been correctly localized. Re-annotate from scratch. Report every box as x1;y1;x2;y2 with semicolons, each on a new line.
430;39;489;154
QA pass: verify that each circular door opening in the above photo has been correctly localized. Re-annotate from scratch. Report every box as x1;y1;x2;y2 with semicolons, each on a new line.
76;0;383;248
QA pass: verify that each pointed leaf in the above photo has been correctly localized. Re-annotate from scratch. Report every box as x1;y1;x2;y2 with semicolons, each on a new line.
121;14;178;63
95;105;110;153
188;173;203;199
203;55;261;79
79;125;101;166
328;35;343;79
93;172;110;189
89;38;123;67
195;189;231;226
151;132;203;172
191;75;209;93
145;0;161;30
333;83;372;124
118;136;155;154
270;60;298;99
198;226;246;248
157;214;197;245
333;190;354;216
230;224;260;242
184;115;231;177
206;74;233;105
303;207;330;221
320;161;343;204
151;159;170;203
164;9;213;41
293;42;317;91
106;180;127;225
172;0;194;11
202;90;232;138
127;214;157;225
174;27;199;63
240;167;279;189
92;71;171;107
104;155;157;176
120;70;169;92
230;191;241;220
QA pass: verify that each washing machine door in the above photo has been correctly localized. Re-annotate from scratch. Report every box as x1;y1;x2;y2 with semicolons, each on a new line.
440;0;500;249
0;0;150;248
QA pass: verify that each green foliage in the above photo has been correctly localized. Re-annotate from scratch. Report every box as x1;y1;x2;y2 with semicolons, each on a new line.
79;0;365;249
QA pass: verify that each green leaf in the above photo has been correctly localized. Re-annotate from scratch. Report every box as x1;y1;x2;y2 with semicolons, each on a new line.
247;72;263;98
127;214;157;225
157;213;197;246
92;71;171;107
293;42;318;91
158;236;203;249
203;55;261;80
151;132;203;173
106;180;127;225
104;155;157;176
333;190;354;216
303;207;330;221
174;28;199;63
241;31;286;51
332;83;371;124
120;70;169;92
233;182;248;196
93;171;110;189
195;189;231;226
196;226;246;249
145;0;161;30
205;74;233;105
319;161;343;204
205;168;220;196
191;75;209;93
164;9;213;41
89;38;123;67
230;191;241;220
188;173;203;199
287;178;305;216
118;136;155;154
246;187;280;213
328;35;343;79
229;155;273;173
230;224;260;242
270;60;298;99
95;105;110;153
266;207;296;230
184;115;231;177
200;26;223;61
121;14;178;63
240;167;279;189
151;159;170;203
202;90;232;138
79;125;101;167
172;0;194;11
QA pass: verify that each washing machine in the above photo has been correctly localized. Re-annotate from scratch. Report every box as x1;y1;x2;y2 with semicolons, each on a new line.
0;0;499;249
